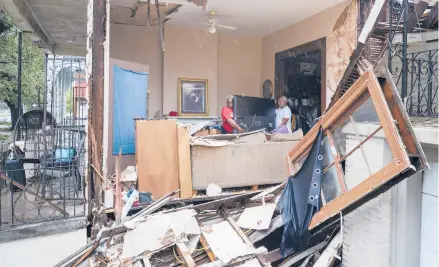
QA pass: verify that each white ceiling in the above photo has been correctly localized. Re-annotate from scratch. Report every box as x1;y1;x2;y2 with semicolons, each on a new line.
160;0;348;37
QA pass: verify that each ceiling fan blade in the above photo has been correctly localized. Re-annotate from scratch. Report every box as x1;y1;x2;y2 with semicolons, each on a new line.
216;24;236;30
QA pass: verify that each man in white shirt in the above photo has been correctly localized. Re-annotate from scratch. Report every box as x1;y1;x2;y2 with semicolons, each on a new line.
273;96;292;134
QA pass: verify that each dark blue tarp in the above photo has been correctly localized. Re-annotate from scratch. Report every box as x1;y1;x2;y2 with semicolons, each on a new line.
277;127;324;257
112;65;148;155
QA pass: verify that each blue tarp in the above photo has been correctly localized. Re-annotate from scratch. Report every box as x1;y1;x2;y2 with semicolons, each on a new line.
112;65;148;155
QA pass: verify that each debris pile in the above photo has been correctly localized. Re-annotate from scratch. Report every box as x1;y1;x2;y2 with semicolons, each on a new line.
55;183;342;267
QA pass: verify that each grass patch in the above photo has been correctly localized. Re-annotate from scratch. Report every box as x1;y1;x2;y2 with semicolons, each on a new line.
0;134;10;143
0;121;11;126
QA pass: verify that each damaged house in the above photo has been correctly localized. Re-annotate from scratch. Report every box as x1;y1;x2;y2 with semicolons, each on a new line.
0;0;437;266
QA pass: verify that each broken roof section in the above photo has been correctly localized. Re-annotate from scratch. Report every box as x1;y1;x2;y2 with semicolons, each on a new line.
287;69;428;230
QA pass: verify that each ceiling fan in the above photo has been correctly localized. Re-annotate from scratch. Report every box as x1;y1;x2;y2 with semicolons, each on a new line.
205;11;236;34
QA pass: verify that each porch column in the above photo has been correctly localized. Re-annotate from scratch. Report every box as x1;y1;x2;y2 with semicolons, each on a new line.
86;0;110;212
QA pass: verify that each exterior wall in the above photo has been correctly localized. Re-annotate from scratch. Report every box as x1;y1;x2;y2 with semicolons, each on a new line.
0;228;86;267
261;1;354;108
109;24;163;117
342;190;393;267
342;134;438;267
419;145;438;267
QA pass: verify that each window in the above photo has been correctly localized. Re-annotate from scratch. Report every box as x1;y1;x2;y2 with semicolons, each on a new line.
287;71;427;230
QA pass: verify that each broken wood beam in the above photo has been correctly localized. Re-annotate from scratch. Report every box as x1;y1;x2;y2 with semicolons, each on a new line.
220;208;269;266
193;191;259;212
200;234;216;262
100;189;179;239
147;0;151;26
155;0;165;51
176;240;197;267
115;149;122;225
278;240;329;267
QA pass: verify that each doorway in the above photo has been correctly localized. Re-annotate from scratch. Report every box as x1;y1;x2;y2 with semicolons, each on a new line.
274;38;326;135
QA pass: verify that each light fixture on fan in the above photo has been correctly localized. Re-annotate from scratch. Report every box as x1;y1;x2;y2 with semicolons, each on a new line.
205;11;236;34
208;25;216;34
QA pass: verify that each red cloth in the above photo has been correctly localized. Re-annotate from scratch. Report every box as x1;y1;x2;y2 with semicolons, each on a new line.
221;106;234;133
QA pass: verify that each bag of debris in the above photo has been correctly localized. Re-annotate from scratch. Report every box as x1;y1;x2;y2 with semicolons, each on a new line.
277;128;324;258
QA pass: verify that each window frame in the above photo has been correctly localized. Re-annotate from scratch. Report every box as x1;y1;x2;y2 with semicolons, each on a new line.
287;71;412;230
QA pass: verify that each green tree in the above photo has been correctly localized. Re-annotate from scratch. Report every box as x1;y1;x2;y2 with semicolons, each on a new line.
0;10;44;128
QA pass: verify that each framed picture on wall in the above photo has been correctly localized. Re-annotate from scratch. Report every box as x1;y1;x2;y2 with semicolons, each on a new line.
177;78;208;116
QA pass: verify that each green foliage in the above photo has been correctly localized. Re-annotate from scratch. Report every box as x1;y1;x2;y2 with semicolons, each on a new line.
0;10;44;109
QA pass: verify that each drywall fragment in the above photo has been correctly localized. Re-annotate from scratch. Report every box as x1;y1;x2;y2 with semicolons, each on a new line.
237;204;276;230
201;221;255;264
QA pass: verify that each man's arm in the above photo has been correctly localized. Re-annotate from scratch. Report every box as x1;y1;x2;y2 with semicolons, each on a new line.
280;118;289;126
226;118;244;133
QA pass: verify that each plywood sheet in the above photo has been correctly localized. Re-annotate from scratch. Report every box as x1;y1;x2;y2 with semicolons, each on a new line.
136;120;179;198
178;127;193;198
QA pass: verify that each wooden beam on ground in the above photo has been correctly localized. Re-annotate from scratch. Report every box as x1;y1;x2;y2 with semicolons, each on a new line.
200;234;215;262
278;240;329;267
176;241;196;267
114;150;122;225
407;0;429;31
220;208;268;266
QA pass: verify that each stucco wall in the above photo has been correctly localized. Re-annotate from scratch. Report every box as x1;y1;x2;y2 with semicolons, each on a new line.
261;1;354;107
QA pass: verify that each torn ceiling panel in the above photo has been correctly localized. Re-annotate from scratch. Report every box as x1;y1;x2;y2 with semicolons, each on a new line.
110;3;180;26
287;71;426;230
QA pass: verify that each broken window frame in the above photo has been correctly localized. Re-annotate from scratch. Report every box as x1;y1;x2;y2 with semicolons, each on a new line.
287;71;413;230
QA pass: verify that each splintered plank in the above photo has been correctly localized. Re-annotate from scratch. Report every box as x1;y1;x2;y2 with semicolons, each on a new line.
200;234;215;262
176;242;196;267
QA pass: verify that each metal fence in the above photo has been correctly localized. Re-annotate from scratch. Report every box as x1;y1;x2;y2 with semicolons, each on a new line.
390;48;438;117
387;0;438;118
0;55;87;227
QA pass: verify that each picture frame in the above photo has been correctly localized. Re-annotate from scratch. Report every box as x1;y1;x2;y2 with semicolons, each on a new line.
177;78;208;116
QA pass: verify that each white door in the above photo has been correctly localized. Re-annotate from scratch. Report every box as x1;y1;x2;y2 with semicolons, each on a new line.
420;162;438;267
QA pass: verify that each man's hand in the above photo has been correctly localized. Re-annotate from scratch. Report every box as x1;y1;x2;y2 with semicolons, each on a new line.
238;127;244;133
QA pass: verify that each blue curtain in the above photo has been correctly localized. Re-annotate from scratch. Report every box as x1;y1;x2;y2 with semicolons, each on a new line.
112;65;148;155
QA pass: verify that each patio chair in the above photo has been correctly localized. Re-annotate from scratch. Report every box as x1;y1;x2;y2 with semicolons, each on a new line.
38;131;86;197
12;109;56;163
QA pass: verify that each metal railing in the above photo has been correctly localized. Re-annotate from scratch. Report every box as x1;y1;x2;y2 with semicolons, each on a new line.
390;48;438;117
387;0;438;118
0;55;87;228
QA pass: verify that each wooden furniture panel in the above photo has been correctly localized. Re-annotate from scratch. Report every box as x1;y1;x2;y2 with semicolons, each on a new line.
136;120;179;198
